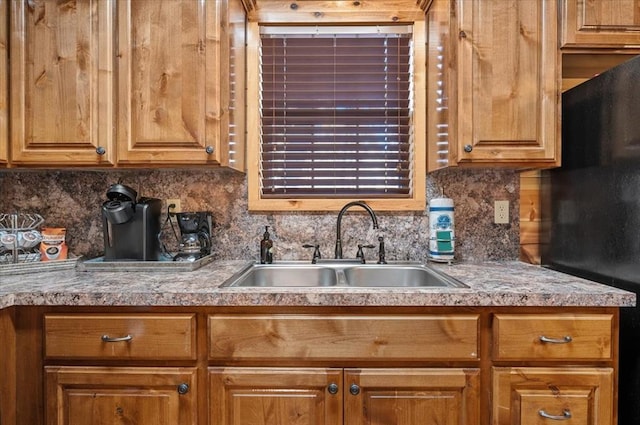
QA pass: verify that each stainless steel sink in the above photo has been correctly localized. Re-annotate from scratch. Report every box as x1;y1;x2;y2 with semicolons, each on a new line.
221;262;467;288
222;263;338;287
342;264;466;287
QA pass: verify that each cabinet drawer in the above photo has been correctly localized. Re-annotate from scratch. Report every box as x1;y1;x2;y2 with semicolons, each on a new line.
493;314;613;361
493;367;614;425
44;314;196;360
209;314;479;362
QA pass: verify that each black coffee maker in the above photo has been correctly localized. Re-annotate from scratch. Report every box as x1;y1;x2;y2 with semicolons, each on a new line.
173;212;213;262
101;184;162;261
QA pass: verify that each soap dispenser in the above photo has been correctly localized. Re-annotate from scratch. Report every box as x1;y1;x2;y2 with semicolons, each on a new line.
260;226;273;264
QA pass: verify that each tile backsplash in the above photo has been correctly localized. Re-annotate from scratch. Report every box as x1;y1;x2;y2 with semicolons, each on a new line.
0;168;519;262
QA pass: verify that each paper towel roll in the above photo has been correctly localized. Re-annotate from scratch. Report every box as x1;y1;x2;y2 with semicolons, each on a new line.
428;197;455;262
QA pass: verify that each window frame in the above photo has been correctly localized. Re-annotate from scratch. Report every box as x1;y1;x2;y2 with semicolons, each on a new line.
247;20;426;212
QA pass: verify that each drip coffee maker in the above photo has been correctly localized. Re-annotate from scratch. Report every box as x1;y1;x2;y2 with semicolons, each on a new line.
173;212;213;262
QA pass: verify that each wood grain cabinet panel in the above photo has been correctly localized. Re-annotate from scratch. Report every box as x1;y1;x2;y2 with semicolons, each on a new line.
209;314;480;362
344;368;480;425
493;314;613;361
7;0;245;169
561;0;640;48
427;0;560;169
116;0;240;167
492;367;614;425
209;367;343;425
46;366;197;425
210;367;480;425
0;0;8;167
44;313;196;360
9;0;116;166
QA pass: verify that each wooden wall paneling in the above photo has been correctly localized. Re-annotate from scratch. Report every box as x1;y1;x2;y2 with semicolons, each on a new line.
15;307;44;425
0;308;16;425
519;170;541;264
0;0;7;166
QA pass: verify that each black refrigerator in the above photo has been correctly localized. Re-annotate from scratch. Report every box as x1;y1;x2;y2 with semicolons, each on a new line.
542;55;640;425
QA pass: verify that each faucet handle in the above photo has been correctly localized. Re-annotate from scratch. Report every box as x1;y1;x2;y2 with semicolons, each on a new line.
302;244;322;264
377;235;387;264
356;244;375;264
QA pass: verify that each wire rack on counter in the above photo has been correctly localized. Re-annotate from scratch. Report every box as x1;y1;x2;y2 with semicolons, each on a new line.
0;213;80;275
0;213;45;264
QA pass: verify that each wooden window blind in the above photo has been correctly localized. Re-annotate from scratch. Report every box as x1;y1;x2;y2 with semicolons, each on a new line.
259;25;414;198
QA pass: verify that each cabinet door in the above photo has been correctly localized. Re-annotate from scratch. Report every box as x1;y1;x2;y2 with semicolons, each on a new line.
561;0;640;48
0;0;7;166
116;0;225;166
457;0;559;167
426;0;455;170
427;0;559;170
492;367;614;425
45;366;197;425
209;367;342;425
344;368;480;425
9;0;116;166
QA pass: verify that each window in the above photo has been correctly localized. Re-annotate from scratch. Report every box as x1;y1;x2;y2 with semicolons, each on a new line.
247;22;426;211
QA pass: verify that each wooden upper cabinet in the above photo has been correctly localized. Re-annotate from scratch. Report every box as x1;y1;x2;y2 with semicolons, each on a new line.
116;0;244;170
0;0;7;166
116;0;217;165
9;0;116;166
561;0;640;48
427;0;560;170
8;0;245;169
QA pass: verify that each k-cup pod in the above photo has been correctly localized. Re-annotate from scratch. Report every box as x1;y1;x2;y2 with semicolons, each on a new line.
1;232;17;250
20;230;42;249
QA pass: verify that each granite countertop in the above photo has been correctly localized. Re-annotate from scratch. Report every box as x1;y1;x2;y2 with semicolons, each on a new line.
0;260;635;309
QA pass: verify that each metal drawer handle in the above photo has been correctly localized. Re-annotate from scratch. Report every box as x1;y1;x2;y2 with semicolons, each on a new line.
101;334;133;343
539;335;572;344
538;409;572;420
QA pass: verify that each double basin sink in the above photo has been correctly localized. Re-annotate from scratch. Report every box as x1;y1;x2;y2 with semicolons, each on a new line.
221;261;467;288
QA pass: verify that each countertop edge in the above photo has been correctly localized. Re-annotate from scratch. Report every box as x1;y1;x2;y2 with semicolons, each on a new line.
0;260;636;309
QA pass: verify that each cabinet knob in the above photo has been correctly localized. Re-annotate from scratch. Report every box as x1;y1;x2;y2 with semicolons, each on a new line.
96;146;106;156
459;30;467;39
327;383;339;394
538;409;572;420
205;145;214;155
177;383;190;395
349;384;360;396
463;144;473;153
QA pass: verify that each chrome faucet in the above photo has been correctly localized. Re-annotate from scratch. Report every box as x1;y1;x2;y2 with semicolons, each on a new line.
334;201;379;259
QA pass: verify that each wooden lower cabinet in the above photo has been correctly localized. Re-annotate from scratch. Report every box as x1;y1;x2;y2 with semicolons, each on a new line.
209;367;480;425
1;307;618;425
45;366;197;425
210;368;343;425
346;368;480;425
492;367;614;425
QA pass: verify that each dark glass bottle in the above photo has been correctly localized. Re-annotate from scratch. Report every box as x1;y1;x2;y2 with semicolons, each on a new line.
260;226;273;264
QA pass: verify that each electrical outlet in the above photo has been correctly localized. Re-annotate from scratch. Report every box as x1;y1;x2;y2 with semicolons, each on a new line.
494;200;509;224
167;198;181;213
